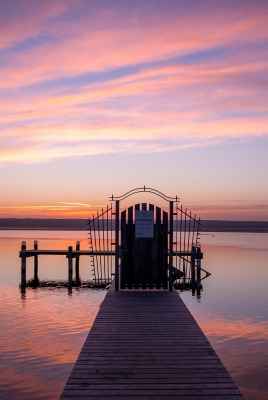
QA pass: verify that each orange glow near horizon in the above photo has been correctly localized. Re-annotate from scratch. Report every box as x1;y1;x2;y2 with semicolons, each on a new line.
0;1;268;220
0;204;104;219
0;202;267;220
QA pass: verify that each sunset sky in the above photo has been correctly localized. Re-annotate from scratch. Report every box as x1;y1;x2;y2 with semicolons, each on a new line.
0;0;268;220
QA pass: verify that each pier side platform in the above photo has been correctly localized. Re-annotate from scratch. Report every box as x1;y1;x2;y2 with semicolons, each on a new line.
60;289;244;399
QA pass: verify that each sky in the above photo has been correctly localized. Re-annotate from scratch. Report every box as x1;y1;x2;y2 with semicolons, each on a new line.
0;0;268;220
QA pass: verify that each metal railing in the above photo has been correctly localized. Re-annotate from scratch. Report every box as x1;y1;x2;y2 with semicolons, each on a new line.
88;205;115;285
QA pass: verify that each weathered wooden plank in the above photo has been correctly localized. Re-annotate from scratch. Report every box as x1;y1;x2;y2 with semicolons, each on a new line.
68;376;234;384
23;250;116;257
22;249;192;257
70;365;232;372
61;396;243;400
67;376;234;383
79;347;217;353
66;383;238;391
62;388;242;396
60;289;244;399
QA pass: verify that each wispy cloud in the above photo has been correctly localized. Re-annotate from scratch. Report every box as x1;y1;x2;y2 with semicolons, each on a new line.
1;0;268;166
0;202;104;218
188;203;268;221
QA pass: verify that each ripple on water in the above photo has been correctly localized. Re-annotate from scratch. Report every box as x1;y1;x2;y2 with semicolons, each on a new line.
0;284;106;399
1;233;268;400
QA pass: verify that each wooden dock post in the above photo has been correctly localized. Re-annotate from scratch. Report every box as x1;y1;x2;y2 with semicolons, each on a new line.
196;246;201;288
191;246;195;296
20;241;27;293
191;246;196;287
67;246;73;291
196;246;202;297
34;240;39;283
115;200;120;291
169;200;174;291
75;241;81;285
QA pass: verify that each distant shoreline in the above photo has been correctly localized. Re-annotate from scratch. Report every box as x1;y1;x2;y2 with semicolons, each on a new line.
0;218;268;233
0;228;87;231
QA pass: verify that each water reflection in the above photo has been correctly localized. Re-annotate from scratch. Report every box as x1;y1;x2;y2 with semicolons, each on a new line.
0;232;268;399
181;232;268;400
0;285;105;399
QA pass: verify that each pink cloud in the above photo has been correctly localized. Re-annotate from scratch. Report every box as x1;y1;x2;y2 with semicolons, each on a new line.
0;0;74;50
1;1;268;166
1;1;268;88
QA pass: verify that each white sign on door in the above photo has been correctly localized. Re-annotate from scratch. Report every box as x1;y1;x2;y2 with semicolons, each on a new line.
135;210;154;238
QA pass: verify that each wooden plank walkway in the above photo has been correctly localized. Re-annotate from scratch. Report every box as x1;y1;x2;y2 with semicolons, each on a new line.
60;289;244;399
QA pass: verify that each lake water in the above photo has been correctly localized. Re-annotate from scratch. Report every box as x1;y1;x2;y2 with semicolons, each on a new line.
0;230;267;400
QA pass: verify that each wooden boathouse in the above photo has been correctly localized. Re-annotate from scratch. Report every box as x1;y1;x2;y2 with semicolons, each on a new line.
20;187;243;398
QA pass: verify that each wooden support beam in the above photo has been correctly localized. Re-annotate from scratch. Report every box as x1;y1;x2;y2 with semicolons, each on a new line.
67;246;73;292
34;240;39;282
196;246;202;288
115;200;120;291
191;246;196;287
20;241;27;293
169;201;174;291
75;241;81;285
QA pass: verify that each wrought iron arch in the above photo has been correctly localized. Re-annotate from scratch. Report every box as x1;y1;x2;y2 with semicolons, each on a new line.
109;185;179;203
88;187;210;296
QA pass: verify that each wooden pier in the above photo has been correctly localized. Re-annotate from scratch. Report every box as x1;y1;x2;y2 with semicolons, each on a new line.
60;287;244;399
19;241;114;291
20;188;211;294
18;188;238;397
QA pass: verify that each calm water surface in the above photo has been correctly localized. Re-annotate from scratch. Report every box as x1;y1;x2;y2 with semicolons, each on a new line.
0;231;267;400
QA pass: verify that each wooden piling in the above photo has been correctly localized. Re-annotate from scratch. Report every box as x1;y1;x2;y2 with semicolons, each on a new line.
168;201;174;291
34;240;39;282
191;246;196;287
67;246;73;290
115;200;120;291
196;246;201;289
20;241;27;292
75;241;81;285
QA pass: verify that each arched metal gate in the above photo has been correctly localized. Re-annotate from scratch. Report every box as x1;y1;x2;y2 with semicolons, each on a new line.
88;187;209;293
120;203;168;290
